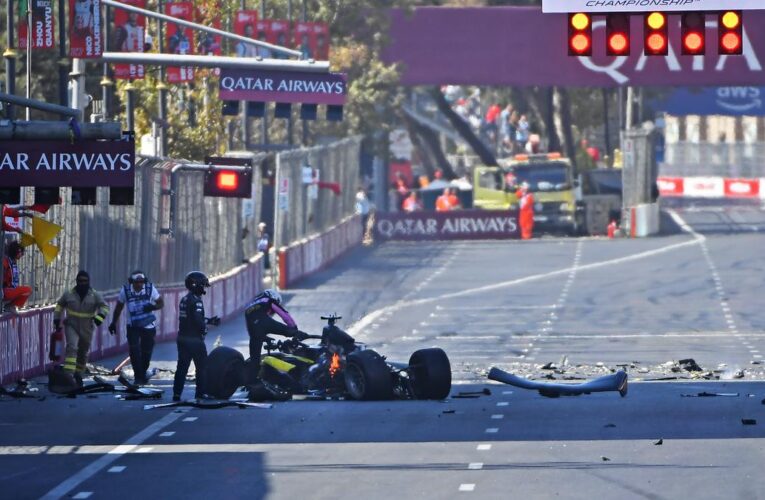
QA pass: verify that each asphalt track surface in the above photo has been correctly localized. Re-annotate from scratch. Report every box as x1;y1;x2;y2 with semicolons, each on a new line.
2;201;765;499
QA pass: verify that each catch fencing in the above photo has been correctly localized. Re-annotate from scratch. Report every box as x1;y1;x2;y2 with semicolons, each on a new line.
18;154;266;307
661;142;765;178
274;136;362;249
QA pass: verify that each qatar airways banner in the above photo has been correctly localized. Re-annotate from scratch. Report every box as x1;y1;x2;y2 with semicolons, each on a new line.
69;0;102;58
385;7;765;87
0;138;135;188
18;0;55;50
219;68;347;105
374;210;520;241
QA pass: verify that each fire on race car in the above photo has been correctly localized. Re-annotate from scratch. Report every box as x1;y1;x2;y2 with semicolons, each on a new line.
205;313;452;401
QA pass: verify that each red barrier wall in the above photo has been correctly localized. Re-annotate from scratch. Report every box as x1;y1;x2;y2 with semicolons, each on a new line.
279;215;362;289
0;257;263;385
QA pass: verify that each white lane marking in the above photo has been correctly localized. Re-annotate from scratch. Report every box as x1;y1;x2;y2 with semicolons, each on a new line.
502;391;513;395
72;493;92;499
182;417;197;422
459;484;476;492
496;402;509;407
491;414;504;420
468;462;484;470
485;428;499;433
107;466;126;473
159;432;175;437
136;447;153;453
40;409;187;499
754;355;763;359
348;232;703;337
477;444;492;451
751;350;760;354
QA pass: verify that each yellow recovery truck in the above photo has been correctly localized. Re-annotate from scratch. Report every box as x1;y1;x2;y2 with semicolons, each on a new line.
473;153;581;235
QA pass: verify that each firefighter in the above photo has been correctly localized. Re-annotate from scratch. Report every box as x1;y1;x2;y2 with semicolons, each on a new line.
243;289;308;396
53;271;110;386
108;270;164;385
2;241;32;313
518;182;535;240
173;271;219;401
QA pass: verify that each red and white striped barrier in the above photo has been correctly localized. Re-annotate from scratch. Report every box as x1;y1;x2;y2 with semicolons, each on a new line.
658;176;764;199
279;215;363;289
0;257;264;385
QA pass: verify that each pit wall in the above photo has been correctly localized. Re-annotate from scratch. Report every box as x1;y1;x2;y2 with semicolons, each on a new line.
278;215;362;289
0;256;263;385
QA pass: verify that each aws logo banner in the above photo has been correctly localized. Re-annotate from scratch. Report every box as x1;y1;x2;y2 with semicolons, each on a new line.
656;86;765;115
375;210;520;241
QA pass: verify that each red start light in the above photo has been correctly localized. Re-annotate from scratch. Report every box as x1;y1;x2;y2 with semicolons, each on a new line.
683;32;704;52
570;33;591;54
646;33;667;53
608;33;629;54
217;171;239;190
721;32;742;52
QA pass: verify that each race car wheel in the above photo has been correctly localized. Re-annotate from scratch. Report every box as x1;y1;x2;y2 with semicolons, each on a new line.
345;350;393;400
206;346;245;399
409;348;452;400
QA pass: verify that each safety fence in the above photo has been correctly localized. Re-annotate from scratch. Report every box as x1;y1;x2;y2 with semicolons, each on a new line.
274;136;362;249
17;154;266;307
661;142;765;179
278;215;362;289
0;256;263;385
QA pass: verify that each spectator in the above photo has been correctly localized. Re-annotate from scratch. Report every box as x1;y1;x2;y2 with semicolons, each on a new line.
53;271;110;386
402;191;423;213
525;134;542;154
257;222;271;269
2;241;32;314
500;104;513;147
516;114;530;151
355;187;371;234
108;271;164;385
435;188;452;212
393;173;410;209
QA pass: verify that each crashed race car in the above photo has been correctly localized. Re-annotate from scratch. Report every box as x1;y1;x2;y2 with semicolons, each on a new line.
206;314;452;401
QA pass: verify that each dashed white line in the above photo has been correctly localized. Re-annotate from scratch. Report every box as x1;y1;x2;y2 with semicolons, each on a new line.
159;432;175;437
496;402;509;407
491;414;504;420
477;444;492;451
485;428;499;434
182;417;197;422
107;466;126;473
40;411;187;499
72;493;92;499
459;484;476;492
468;463;484;470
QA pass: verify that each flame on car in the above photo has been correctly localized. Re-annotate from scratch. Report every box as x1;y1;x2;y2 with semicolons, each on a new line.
329;353;341;378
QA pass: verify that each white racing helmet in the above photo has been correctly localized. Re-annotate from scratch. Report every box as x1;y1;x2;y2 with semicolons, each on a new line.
263;288;282;305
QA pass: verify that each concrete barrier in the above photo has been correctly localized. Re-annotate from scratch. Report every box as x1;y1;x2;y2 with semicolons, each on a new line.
279;215;363;289
628;203;660;238
0;256;264;385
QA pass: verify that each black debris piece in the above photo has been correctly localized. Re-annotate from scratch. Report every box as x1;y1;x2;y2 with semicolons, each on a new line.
678;359;703;372
741;419;757;425
541;362;557;370
601;456;611;462
682;392;740;398
442;410;456;414
654;438;663;445
603;423;616;428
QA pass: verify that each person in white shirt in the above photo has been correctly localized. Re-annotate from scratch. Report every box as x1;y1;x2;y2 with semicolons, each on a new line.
108;271;164;385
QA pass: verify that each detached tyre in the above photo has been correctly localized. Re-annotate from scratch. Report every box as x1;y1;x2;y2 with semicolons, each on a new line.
206;346;245;399
409;348;452;400
344;350;393;400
